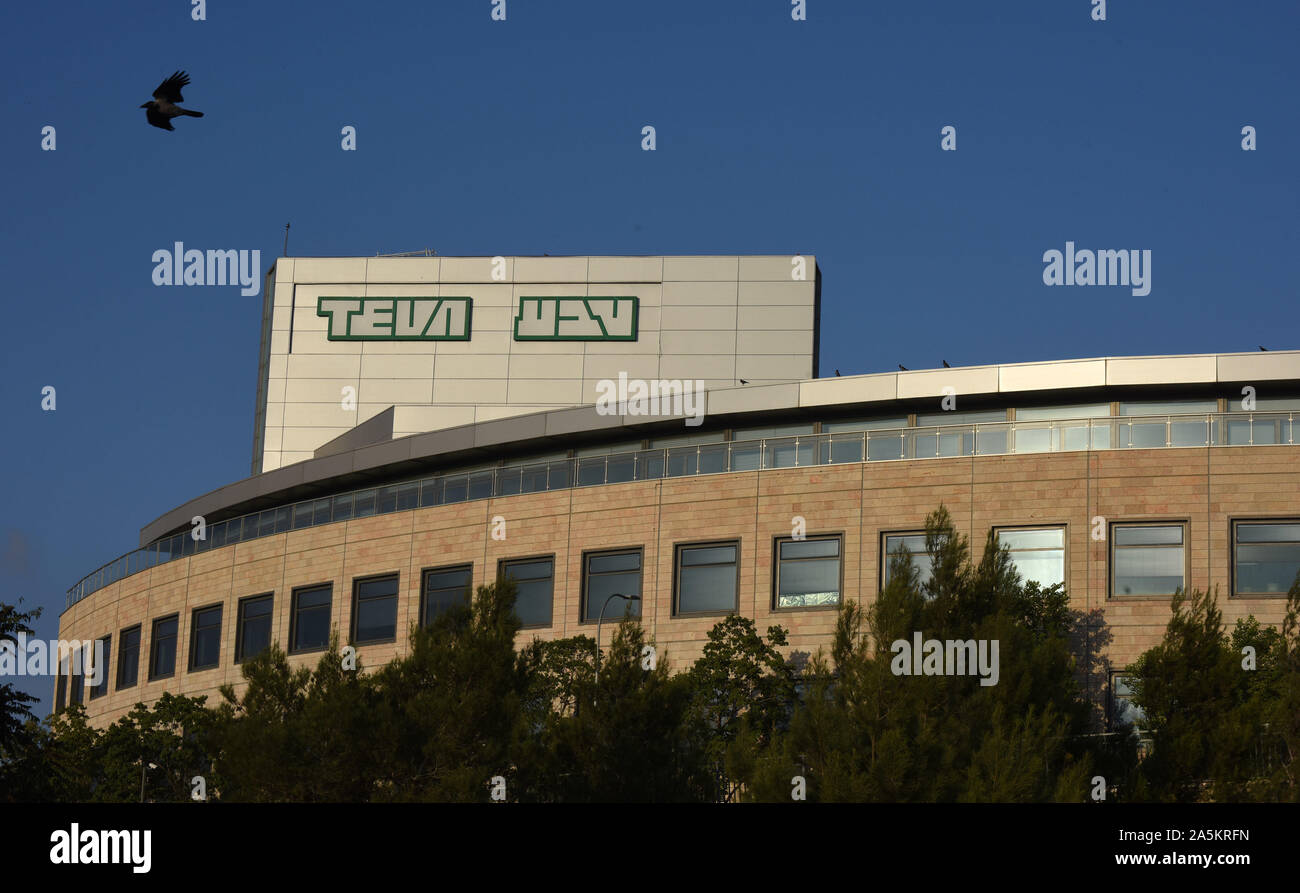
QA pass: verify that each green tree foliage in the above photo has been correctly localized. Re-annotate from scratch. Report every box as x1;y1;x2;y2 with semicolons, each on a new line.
0;598;42;795
743;505;1101;801
1126;580;1300;802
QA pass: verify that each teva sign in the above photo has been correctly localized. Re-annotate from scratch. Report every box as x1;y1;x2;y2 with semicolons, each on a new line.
316;296;638;342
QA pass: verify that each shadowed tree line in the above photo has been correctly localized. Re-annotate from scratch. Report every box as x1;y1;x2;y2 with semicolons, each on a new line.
3;506;1296;802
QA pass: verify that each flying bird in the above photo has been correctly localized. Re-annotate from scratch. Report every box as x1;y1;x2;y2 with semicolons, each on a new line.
141;70;204;131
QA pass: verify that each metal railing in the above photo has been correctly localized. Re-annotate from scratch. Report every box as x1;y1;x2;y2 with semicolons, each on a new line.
65;411;1297;609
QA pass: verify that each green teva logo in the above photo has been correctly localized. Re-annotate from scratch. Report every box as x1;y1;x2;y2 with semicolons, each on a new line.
317;298;472;340
514;296;638;341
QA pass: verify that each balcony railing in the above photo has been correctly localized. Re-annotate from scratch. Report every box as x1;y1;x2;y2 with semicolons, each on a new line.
65;411;1297;609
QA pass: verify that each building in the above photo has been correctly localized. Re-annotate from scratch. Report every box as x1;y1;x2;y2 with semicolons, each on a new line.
56;255;1300;730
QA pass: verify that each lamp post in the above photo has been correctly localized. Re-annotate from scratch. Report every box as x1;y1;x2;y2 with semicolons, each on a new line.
594;593;640;687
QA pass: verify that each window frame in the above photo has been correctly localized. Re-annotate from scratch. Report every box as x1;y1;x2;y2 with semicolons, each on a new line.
993;523;1069;592
1230;518;1300;598
1108;521;1189;600
148;613;180;681
419;563;474;628
116;623;141;690
350;571;401;645
188;603;224;671
580;546;644;624
89;634;111;700
497;555;556;629
772;533;844;612
288;583;334;655
234;593;274;664
673;539;740;617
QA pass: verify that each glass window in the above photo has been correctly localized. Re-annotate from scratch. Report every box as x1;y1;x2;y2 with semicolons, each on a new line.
352;574;399;644
916;409;1007;426
149;615;179;680
235;595;274;663
117;625;141;689
1119;399;1217;416
584;549;643;621
732;424;815;441
997;527;1066;590
189;605;223;671
1234;521;1300;595
822;417;908;433
68;646;86;706
883;532;946;590
55;658;67;713
1014;403;1111;421
500;558;554;628
421;565;472;627
290;584;332;653
676;542;739;614
1112;524;1186;597
90;635;111;699
1110;674;1147;734
775;536;841;608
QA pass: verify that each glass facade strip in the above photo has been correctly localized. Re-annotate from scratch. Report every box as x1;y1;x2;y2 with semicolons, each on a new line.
65;411;1300;607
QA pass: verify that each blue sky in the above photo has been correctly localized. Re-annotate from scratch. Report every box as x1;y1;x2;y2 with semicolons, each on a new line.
1;0;1296;712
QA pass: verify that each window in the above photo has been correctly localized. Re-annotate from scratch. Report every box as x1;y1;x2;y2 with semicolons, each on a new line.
189;605;223;670
996;527;1066;590
352;574;399;644
499;558;554;628
68;646;86;706
583;549;643;621
1111;524;1186;597
290;584;332;653
1013;403;1110;452
883;532;947;591
675;542;739;615
1119;400;1217;448
235;594;273;663
90;635;111;699
421;565;473;627
117;625;141;689
148;615;179;680
915;410;1007;457
774;536;842;608
1109;674;1148;735
1233;521;1300;596
55;658;68;713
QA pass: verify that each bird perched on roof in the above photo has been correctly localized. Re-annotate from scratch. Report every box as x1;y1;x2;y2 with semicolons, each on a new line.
898;364;908;371
140;71;204;131
942;360;951;367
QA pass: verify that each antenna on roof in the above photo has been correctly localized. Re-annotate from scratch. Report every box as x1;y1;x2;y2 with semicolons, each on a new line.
283;222;290;257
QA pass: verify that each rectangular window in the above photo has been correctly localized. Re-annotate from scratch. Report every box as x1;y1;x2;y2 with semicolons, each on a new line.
55;657;67;713
290;584;332;653
68;646;86;706
189;605;223;671
1109;673;1147;734
352;574;399;644
676;542;739;615
116;625;141;690
1111;524;1186;597
421;565;473;627
775;536;841;608
996;527;1066;590
148;615;179;680
235;594;273;663
883;532;946;591
583;549;643;621
499;558;554;628
1233;521;1300;596
90;635;111;699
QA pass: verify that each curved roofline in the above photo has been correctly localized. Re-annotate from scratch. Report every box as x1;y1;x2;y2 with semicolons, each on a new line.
139;349;1299;545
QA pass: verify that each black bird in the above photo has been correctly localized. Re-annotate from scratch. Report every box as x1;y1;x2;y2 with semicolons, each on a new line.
140;70;204;131
898;364;908;371
1259;345;1269;351
834;369;842;376
942;359;951;367
738;379;749;385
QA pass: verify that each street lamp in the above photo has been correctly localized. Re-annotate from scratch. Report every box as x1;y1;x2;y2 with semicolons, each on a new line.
594;593;641;686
